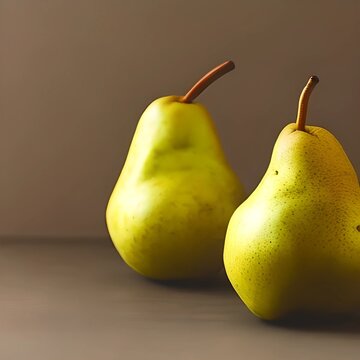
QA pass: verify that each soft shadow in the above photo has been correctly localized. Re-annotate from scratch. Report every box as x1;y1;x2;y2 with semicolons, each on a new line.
145;270;233;294
263;312;360;334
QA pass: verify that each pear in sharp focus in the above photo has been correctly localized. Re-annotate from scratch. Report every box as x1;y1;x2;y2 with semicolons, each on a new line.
107;61;245;280
224;76;360;320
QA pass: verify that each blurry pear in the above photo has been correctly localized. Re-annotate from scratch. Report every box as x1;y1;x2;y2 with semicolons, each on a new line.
107;61;245;280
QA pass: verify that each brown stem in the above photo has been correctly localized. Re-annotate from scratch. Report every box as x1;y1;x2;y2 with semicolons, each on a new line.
181;61;235;103
296;75;319;131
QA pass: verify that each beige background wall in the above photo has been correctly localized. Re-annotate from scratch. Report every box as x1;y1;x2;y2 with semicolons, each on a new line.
1;0;359;238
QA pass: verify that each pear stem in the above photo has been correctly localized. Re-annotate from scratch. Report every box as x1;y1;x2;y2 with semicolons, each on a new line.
181;61;235;103
296;75;319;131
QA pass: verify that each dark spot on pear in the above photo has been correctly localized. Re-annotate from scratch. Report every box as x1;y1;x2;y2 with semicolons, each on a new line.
275;170;279;175
357;225;360;232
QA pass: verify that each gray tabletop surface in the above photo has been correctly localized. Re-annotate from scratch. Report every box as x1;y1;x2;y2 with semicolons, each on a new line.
1;238;359;360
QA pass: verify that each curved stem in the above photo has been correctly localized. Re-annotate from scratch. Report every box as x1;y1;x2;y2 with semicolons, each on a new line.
296;75;319;131
181;61;235;103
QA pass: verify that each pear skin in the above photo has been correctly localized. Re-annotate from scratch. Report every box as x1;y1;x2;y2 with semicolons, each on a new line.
107;62;244;280
224;77;360;320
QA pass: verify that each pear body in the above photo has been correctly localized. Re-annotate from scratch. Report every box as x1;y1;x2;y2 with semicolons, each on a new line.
224;123;360;320
107;96;244;280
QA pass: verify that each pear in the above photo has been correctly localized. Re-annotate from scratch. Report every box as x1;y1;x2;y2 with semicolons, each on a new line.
224;76;360;320
107;61;244;280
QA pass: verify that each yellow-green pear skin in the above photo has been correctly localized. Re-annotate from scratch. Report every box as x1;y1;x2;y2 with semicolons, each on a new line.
224;123;360;320
107;96;244;280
